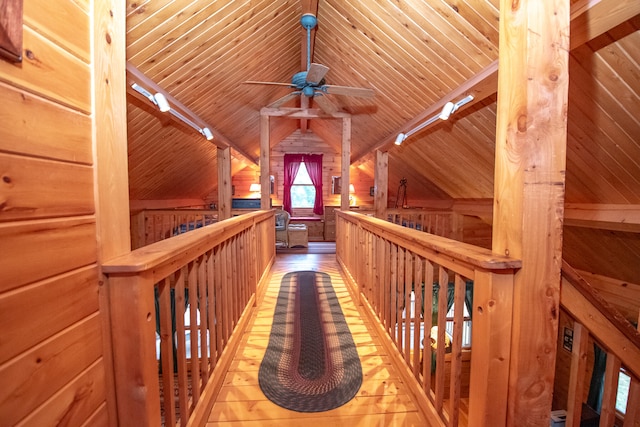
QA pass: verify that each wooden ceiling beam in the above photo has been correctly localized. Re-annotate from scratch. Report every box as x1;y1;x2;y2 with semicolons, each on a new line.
125;62;259;165
260;107;350;119
564;203;640;233
570;0;640;50
354;0;640;166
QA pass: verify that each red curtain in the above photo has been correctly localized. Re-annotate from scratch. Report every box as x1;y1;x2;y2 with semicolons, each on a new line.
283;154;303;213
304;154;324;215
282;153;324;215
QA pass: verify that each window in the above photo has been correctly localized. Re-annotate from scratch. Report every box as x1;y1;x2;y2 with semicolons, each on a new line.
616;370;631;414
445;302;472;348
290;162;316;208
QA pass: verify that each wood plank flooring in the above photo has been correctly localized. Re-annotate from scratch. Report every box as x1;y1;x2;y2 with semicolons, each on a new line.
206;253;430;426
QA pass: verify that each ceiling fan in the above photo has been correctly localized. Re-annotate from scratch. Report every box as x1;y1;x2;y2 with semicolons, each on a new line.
244;13;375;109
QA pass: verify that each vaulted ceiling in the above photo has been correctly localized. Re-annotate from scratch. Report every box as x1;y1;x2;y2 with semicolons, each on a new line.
125;0;640;209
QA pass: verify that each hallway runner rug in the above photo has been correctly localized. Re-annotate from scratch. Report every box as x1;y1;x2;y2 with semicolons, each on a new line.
258;270;362;412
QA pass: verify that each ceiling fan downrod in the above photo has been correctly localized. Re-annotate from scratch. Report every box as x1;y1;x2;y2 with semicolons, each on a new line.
300;13;317;72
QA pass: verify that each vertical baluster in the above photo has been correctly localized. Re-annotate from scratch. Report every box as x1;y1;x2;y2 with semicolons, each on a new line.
388;243;398;337
207;249;217;371
187;260;200;404
214;246;224;362
412;256;424;379
382;239;391;333
448;274;466;427
566;322;589;427
624;312;640;426
396;247;405;352
600;354;622;426
158;278;176;426
174;269;189;427
196;255;208;384
423;261;434;399
435;266;449;414
404;250;412;364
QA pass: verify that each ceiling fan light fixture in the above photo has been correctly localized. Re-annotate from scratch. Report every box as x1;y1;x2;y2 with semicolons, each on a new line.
154;93;170;112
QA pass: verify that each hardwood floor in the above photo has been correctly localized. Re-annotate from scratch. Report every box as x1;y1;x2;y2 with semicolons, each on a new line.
206;253;430;426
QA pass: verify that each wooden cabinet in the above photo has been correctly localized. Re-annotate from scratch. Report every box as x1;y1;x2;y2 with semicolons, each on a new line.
324;206;339;241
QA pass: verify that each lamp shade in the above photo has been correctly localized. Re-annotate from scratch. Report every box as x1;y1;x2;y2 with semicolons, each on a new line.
249;183;261;192
349;184;355;193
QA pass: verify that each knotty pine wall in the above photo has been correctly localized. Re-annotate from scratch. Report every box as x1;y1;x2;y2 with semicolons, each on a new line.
0;1;115;425
231;129;375;212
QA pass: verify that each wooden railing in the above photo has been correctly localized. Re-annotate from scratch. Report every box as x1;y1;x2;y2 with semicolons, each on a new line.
385;208;459;239
103;210;275;427
130;209;219;249
560;261;640;426
336;211;521;426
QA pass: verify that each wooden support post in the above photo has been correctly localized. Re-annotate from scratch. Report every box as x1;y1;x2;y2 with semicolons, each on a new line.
468;270;514;427
494;0;570;425
341;117;351;211
217;147;232;220
374;150;388;219
624;312;640;426
260;114;271;210
109;274;160;427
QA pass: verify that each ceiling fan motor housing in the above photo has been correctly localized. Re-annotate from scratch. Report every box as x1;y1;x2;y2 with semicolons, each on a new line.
300;13;317;30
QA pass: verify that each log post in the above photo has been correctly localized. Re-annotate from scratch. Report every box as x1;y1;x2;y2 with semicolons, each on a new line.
494;0;570;424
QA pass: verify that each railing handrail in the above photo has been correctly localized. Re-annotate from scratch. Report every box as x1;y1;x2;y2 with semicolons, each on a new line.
336;210;520;427
105;210;272;275
561;260;640;350
103;210;275;427
561;261;640;379
338;210;520;273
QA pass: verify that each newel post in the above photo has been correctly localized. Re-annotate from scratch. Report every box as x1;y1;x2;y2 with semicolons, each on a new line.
467;269;514;427
108;273;160;426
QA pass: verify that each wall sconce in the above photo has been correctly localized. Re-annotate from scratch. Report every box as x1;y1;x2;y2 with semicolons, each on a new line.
249;183;261;194
394;94;474;145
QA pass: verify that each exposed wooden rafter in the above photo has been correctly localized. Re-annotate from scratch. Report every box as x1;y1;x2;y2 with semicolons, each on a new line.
126;63;259;165
354;0;640;166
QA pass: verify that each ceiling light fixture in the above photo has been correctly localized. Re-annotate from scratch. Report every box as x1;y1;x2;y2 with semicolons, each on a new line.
394;94;475;145
130;83;214;141
201;127;214;141
153;93;170;112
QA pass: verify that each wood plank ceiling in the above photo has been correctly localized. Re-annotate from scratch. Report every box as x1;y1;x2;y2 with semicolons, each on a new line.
125;0;640;209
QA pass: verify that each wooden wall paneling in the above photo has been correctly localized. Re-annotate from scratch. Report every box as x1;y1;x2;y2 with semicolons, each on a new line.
23;0;90;61
0;314;103;427
16;359;106;427
0;83;92;164
0;27;90;113
0;266;99;364
0;218;97;293
0;153;94;222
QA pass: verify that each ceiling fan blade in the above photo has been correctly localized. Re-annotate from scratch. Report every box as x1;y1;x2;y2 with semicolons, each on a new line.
322;84;375;98
243;81;293;87
313;95;338;115
306;63;329;85
268;91;300;108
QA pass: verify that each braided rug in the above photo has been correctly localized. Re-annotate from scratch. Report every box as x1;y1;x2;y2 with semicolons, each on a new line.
258;271;362;412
